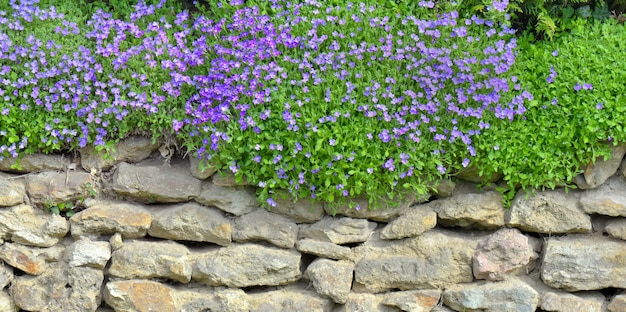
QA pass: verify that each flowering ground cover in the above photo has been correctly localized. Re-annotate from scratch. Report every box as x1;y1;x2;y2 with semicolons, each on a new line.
1;0;625;209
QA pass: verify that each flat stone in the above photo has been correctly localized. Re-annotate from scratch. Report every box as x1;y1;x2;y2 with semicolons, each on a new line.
109;240;191;283
104;280;176;312
0;176;24;206
26;171;93;205
296;238;353;260
353;229;480;292
0;154;70;173
609;292;626;312
326;193;425;222
195;183;258;216
0;204;68;247
189;155;217;180
149;202;232;246
443;278;539;312
382;289;441;312
542;235;626;291
65;238;111;269
540;291;605;312
473;228;534;281
299;216;377;245
334;293;397;312
381;205;437;240
304;258;354;304
248;285;334;312
80;136;158;170
507;189;591;234
269;191;325;223
233;208;298;248
0;243;46;275
192;243;301;287
575;142;626;189
580;176;626;216
431;191;505;229
70;199;152;238
12;264;103;312
111;161;202;203
605;218;626;240
175;287;252;312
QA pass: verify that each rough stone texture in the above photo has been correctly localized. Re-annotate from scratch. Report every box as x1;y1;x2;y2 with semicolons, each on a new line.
334;293;397;312
65;238;111;269
12;264;104;312
575;142;626;189
473;228;534;281
70;200;152;238
212;172;252;186
189;155;217;180
195;183;258;216
381;289;441;312
110;233;123;250
80;136;159;171
26;171;92;205
304;258;354;304
443;278;539;312
299;216;377;245
174;287;252;312
0;176;24;206
0;204;68;247
429;179;455;198
325;193;424;222
0;264;13;289
269;192;325;223
248;285;334;312
233;208;298;248
540;291;605;312
542;235;626;291
605;218;626;240
149;202;232;246
0;154;70;173
0;291;16;312
192;243;301;287
381;205;436;240
580;176;626;216
609;292;626;312
296;238;353;260
507;189;592;234
353;229;480;292
431;191;505;229
104;280;176;312
0;243;46;275
111;161;202;203
109;240;191;283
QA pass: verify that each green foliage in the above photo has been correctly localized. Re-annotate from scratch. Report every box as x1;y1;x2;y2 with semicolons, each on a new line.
42;182;98;217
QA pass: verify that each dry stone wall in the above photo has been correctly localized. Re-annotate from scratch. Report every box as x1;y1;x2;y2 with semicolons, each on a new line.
1;138;626;311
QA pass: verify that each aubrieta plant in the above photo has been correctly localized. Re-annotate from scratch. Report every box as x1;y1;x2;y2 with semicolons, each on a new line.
0;0;535;210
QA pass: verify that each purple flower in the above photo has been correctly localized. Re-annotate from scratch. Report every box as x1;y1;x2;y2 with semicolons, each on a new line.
383;158;395;171
596;102;603;110
462;158;470;168
552;50;558;57
266;198;277;207
573;83;582;91
437;165;446;174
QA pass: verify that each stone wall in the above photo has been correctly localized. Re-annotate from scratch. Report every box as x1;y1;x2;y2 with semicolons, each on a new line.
0;137;626;311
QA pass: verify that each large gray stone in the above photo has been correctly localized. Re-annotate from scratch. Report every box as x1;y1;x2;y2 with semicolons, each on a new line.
299;216;377;245
580;176;626;216
0;176;24;206
542;235;626;291
382;289;441;312
304;258;354;304
296;238;353;260
507;189;591;234
473;228;534;281
0;154;70;173
109;240;191;283
431;191;505;229
80;136;158;170
70;200;152;238
0;204;68;247
380;205;437;240
192;243;301;287
269;191;325;223
540;291;605;312
233;208;298;248
104;280;176;312
26;171;93;205
325;193;425;222
65;238;111;269
195;183;259;216
353;229;480;292
111;161;202;203
248;285;333;312
13;264;103;312
443;278;539;312
149;202;232;246
575;142;626;189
